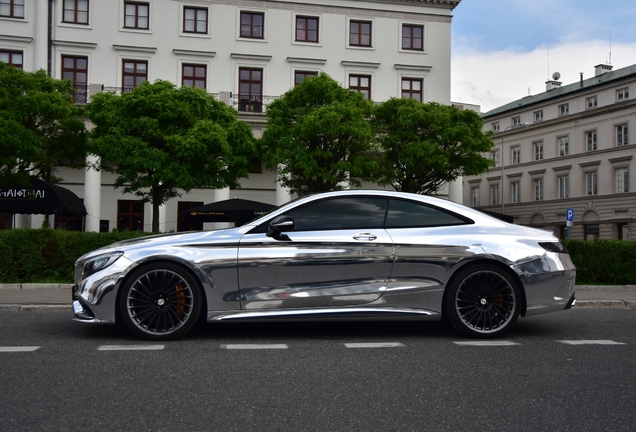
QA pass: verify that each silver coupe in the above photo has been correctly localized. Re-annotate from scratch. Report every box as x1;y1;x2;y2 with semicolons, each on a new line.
73;190;576;340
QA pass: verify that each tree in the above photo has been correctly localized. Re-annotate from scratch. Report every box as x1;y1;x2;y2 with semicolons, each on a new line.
0;63;87;185
260;73;378;196
372;98;493;194
87;80;256;232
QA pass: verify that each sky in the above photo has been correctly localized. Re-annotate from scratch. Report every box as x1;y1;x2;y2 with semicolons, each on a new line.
451;0;636;113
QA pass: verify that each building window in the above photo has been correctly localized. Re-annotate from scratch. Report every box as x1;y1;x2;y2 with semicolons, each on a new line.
238;67;263;112
586;95;598;109
616;167;629;193
511;146;520;165
586;130;597;152
349;20;372;47
0;0;24;18
122;60;147;90
471;187;480;207
491;150;500;167
534;179;543;201
0;50;23;68
240;11;264;39
401;78;422;101
492;122;500;132
118;200;144;232
616;123;628;146
617;87;629;101
182;64;206;89
617;223;629;240
586;172;598;196
63;0;89;24
559;103;569;116
490;184;499;205
511;182;520;203
534;141;543;161
295;16;318;43
184;7;207;34
124;2;149;29
534;110;543;122
584;224;599;241
402;24;423;50
349;75;371;100
558;136;569;156
512;116;521;127
62;56;88;103
558;175;569;199
294;71;317;86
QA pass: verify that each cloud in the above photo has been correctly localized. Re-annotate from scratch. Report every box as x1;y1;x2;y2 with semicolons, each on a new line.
451;40;636;113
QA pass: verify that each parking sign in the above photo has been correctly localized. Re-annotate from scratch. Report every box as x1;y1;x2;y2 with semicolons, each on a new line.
566;208;574;221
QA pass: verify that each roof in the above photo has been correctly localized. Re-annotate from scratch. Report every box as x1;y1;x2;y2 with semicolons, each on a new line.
482;63;636;118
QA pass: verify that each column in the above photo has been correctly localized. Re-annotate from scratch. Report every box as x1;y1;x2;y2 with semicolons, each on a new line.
84;155;102;232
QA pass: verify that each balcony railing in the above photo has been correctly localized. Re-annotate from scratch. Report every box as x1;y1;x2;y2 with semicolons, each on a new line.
231;94;279;113
101;85;135;95
73;84;89;104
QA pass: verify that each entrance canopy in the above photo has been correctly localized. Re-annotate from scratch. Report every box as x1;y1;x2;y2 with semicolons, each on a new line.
0;177;86;216
182;198;276;227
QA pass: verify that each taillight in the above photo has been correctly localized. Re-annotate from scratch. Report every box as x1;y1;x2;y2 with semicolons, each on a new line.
539;242;567;254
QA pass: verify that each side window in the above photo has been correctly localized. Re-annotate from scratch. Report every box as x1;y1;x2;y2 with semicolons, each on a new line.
285;197;387;231
385;199;469;228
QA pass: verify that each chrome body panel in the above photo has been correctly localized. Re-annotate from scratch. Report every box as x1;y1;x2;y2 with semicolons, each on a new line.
73;190;576;329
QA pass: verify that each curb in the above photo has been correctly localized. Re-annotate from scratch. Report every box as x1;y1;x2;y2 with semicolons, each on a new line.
575;300;636;309
0;304;70;311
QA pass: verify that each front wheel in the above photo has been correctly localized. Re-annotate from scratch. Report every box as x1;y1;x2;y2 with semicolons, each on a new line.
119;263;202;340
444;264;521;338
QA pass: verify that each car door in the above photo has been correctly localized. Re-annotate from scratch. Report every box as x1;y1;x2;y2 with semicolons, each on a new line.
237;196;394;310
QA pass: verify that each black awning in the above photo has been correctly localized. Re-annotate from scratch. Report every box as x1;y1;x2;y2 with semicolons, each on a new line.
182;198;276;226
0;177;87;216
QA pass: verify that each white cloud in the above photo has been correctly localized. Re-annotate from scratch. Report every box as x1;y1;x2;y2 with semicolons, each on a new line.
451;41;636;113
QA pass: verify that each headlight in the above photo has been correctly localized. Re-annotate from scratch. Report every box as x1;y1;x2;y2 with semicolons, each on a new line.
82;252;124;278
539;242;567;254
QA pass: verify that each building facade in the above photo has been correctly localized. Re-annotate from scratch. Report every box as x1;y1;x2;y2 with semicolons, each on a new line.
1;0;461;231
463;64;635;240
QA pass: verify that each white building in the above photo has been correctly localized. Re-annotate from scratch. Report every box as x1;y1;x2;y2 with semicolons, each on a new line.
463;63;635;240
1;0;461;231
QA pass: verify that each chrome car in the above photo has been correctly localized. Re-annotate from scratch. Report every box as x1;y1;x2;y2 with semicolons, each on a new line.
73;190;576;340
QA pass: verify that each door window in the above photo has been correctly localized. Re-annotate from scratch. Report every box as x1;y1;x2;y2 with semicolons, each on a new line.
285;197;387;231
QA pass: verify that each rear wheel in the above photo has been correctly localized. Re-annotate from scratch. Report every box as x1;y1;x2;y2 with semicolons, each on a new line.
119;263;202;340
444;264;520;338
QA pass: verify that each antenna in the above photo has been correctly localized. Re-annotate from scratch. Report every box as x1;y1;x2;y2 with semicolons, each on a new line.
609;28;612;65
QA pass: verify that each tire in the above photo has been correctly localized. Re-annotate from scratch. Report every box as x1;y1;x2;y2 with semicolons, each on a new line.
444;264;521;338
119;262;202;340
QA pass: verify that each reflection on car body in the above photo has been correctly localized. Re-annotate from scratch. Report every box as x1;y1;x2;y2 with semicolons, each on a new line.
73;190;576;340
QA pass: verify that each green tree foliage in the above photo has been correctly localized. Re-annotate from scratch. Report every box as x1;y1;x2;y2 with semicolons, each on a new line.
0;63;87;185
87;80;256;232
372;98;493;194
260;73;378;196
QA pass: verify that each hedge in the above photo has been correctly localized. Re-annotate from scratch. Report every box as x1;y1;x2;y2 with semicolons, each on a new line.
0;230;634;285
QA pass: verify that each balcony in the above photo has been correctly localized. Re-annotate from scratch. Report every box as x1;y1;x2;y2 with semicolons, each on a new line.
231;94;279;113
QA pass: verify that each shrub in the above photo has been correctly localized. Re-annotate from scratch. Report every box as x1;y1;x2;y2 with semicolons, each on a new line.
563;240;636;285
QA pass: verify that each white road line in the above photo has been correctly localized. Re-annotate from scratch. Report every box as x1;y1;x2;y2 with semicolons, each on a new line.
556;340;626;345
97;345;165;351
344;342;405;348
222;344;288;350
454;341;520;346
0;346;40;352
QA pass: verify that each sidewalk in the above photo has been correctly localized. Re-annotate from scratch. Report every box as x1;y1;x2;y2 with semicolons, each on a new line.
0;284;635;309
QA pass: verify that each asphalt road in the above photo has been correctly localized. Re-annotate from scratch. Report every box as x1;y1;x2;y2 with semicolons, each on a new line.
1;308;635;432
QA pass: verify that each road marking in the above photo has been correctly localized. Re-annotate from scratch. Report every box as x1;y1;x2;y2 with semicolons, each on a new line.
454;341;520;346
0;346;40;352
344;342;405;348
556;340;626;345
222;344;288;350
97;345;165;351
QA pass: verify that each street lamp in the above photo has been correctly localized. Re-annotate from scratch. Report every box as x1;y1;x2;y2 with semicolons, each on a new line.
500;122;529;214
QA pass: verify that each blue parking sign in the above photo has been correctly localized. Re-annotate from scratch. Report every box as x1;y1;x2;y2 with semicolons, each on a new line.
566;208;574;221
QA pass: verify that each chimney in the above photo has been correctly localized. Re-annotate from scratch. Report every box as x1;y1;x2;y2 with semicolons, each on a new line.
595;64;613;77
546;79;562;91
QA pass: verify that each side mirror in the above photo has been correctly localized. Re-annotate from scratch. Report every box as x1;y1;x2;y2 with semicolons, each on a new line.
266;215;294;240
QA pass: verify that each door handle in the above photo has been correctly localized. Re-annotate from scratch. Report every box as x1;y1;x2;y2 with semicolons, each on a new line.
353;233;378;241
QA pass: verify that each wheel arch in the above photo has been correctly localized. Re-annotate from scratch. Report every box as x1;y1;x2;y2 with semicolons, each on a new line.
441;258;527;320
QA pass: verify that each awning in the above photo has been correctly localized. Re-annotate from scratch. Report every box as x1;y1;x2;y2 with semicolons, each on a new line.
0;177;87;216
182;198;276;226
